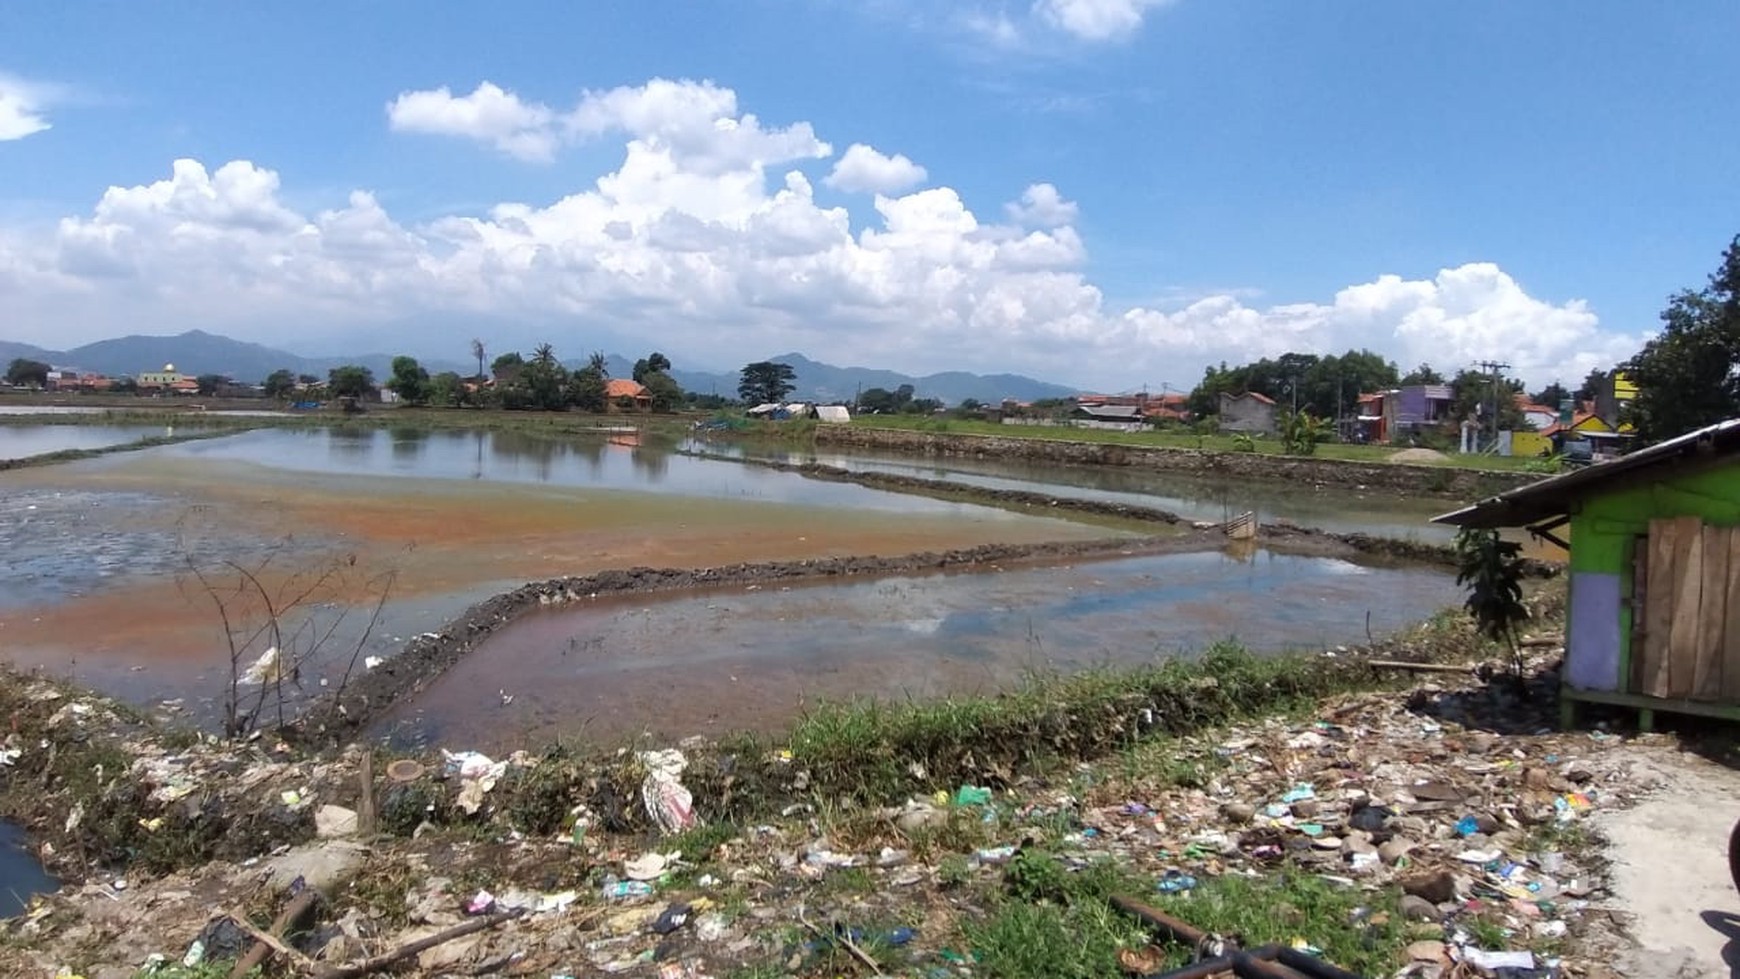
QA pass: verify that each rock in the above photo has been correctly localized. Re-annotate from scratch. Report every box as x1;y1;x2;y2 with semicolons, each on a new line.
1221;802;1257;823
315;804;358;839
1343;832;1377;855
1473;813;1503;834
895;803;946;833
1290;799;1321;819
262;840;368;895
414;929;482;970
1407;940;1448;962
1561;761;1595;784
1523;766;1553;790
1311;835;1343;851
1378;839;1414;865
1401;870;1458;904
1390;815;1430;837
1400;895;1440;922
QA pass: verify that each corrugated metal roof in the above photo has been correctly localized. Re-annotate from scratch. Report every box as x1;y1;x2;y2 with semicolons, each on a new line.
1432;418;1740;529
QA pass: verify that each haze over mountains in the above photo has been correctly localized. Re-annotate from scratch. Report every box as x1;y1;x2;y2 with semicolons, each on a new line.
0;330;1080;405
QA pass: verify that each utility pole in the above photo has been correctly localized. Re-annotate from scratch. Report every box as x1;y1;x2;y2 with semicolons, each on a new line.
1476;360;1511;451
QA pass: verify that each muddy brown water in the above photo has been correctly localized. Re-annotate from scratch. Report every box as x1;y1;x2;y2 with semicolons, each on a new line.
374;547;1462;753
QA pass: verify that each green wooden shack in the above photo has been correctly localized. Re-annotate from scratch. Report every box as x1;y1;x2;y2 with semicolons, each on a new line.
1434;419;1740;729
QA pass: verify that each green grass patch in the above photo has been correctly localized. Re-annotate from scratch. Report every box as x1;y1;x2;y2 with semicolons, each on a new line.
846;415;1547;472
785;642;1386;808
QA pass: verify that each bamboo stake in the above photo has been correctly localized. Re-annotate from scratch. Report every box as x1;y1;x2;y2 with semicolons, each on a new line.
225;891;320;978
316;908;524;979
1365;659;1480;674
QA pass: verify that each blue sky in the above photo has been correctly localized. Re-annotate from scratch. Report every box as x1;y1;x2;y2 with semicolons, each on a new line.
2;0;1735;390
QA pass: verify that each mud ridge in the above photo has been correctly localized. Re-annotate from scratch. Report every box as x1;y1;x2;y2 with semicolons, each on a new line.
681;449;1185;524
0;429;248;471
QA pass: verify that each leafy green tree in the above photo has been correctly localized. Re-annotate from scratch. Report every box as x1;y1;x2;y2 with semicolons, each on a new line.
195;373;225;397
1625;238;1740;442
1575;369;1607;404
633;351;671;383
296;373;319;387
1400;363;1445;386
1450;367;1525;430
263;369;296;400
520;343;569;410
857;387;899;413
1454;528;1530;677
641;369;682;412
6;358;50;388
491;351;525;382
327;365;376;400
428;371;466;407
739;361;797;404
568;363;607;412
685;391;731;410
1530;382;1571;408
111;376;138;395
385;355;431;404
1278;409;1330;455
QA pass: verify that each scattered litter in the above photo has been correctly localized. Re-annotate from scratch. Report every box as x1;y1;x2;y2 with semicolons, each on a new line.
603;880;654;902
443;749;507;814
239;647;282;685
638;749;698;834
625;852;672;881
954;784;993;806
1156;871;1198;893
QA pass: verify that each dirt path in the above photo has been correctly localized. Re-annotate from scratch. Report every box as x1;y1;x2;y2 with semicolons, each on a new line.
1598;745;1740;978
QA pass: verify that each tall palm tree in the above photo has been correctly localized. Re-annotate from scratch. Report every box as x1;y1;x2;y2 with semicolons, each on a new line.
588;351;609;378
533;342;558;368
470;338;485;381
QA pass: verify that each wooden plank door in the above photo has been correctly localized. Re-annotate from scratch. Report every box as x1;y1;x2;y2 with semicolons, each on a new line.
1637;518;1740;703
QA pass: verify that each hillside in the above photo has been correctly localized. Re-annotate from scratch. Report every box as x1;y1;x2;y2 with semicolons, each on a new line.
9;331;1079;404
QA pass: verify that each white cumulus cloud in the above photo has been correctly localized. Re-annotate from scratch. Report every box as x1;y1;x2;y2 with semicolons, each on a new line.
1035;0;1174;42
386;81;559;161
386;77;831;173
0;73;54;141
825;144;929;194
1006;183;1079;227
1;77;1635;392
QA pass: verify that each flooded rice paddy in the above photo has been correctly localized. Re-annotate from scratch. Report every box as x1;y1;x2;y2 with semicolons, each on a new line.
0;420;1468;743
379;547;1461;751
0;424;173;461
0;426;1113;727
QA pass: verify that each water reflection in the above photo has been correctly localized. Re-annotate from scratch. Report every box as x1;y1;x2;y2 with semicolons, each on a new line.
383;548;1463;750
149;428;1020;516
0;425;171;461
389;427;429;461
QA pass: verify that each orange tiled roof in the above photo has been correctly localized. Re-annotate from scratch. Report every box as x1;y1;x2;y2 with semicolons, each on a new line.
604;379;648;399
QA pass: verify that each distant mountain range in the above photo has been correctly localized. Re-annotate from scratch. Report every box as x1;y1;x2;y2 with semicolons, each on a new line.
3;330;1080;405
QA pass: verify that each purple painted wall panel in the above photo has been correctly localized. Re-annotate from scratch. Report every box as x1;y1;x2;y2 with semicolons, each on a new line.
1566;572;1622;692
1397;387;1427;423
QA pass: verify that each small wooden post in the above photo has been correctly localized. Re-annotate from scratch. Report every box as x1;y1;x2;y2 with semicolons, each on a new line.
357;750;377;837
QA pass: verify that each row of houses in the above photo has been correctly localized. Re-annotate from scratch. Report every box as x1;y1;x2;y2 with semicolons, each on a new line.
7;362;208;396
